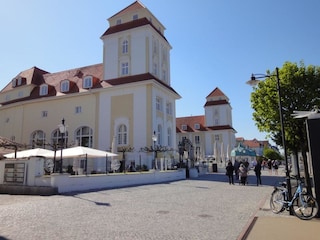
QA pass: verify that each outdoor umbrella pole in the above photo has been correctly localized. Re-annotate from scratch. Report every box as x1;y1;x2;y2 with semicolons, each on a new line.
85;153;88;175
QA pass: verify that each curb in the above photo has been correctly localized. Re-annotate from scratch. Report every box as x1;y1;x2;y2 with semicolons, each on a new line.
237;194;268;240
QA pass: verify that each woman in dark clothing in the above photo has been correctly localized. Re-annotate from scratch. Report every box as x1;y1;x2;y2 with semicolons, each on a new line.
226;161;235;185
254;160;262;186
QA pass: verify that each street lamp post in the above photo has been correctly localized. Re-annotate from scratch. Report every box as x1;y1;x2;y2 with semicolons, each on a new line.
247;67;292;205
152;131;157;169
58;118;66;173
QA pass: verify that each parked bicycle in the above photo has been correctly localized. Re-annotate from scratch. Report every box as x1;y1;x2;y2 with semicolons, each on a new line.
270;175;319;220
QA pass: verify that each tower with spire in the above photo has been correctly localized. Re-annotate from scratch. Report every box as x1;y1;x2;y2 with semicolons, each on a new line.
176;87;236;169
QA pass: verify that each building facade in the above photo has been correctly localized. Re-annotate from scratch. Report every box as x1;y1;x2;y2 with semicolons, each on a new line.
236;137;270;157
176;87;236;169
0;1;180;171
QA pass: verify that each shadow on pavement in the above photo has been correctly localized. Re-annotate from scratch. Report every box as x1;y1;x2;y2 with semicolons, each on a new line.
194;173;285;187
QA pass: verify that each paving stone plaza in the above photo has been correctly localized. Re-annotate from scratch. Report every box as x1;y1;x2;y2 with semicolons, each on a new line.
0;170;285;240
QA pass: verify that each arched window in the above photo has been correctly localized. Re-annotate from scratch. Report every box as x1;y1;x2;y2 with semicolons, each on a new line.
51;129;68;149
61;80;69;92
76;126;93;147
31;130;46;148
117;124;127;145
122;40;128;54
157;125;162;145
39;84;48;96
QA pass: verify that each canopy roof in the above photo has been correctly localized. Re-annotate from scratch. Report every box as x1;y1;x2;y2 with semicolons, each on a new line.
230;144;256;157
4;148;54;159
43;146;118;158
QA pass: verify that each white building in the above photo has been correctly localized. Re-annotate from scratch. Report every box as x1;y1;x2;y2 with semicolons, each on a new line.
176;87;236;170
0;1;180;173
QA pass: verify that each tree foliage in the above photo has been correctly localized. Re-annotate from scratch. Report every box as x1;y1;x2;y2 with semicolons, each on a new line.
263;148;282;161
250;61;320;154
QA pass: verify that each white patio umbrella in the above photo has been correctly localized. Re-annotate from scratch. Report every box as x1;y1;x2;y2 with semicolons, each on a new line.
226;144;230;161
110;136;120;172
220;142;225;165
213;141;218;161
4;148;54;159
43;146;118;175
43;146;117;158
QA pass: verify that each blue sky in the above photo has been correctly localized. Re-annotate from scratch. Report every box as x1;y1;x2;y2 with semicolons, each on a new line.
1;0;320;143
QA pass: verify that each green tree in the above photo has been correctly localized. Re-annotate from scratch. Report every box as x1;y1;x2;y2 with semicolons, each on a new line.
263;148;282;161
249;61;320;187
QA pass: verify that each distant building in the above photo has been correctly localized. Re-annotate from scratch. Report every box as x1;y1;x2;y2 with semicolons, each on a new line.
176;87;236;168
236;137;269;157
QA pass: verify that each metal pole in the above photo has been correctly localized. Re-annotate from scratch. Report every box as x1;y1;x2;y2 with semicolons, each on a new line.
276;67;293;209
60;133;64;173
153;140;156;170
123;150;126;173
60;118;65;173
85;153;88;176
106;155;108;174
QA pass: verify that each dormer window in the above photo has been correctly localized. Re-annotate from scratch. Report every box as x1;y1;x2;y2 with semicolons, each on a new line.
181;125;187;131
12;79;16;87
83;76;93;89
39;84;48;96
12;77;25;87
194;123;200;130
61;80;69;92
133;14;138;20
17;77;22;86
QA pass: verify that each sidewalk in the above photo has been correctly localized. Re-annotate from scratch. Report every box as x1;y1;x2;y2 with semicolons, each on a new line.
245;216;320;240
240;194;320;240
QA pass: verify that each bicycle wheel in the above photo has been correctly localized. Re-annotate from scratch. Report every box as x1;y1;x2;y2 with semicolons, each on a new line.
270;189;285;213
292;193;319;220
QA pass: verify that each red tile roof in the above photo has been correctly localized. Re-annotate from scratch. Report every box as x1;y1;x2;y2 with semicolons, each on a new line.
204;99;229;107
206;87;226;98
236;137;269;148
1;64;180;105
0;64;104;105
108;1;145;19
204;87;230;107
101;17;168;43
176;115;206;132
176;115;235;133
1;67;49;92
104;73;180;96
43;63;104;91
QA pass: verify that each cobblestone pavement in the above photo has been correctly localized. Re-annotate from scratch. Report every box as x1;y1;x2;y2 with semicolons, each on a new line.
0;169;287;240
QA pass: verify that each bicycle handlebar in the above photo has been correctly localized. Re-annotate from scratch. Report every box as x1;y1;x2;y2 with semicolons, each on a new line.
286;175;305;181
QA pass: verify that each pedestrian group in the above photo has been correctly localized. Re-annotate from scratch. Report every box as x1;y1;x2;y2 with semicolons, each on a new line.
225;159;263;186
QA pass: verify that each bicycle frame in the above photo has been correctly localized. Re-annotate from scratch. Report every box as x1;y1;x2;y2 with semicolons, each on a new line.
286;182;303;207
271;176;319;219
274;178;304;208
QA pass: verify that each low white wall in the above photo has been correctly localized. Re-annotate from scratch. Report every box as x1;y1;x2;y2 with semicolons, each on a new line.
45;169;186;193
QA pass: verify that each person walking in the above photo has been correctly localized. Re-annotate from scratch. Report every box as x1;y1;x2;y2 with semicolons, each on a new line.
254;160;262;186
225;160;235;185
234;160;240;183
238;163;248;185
